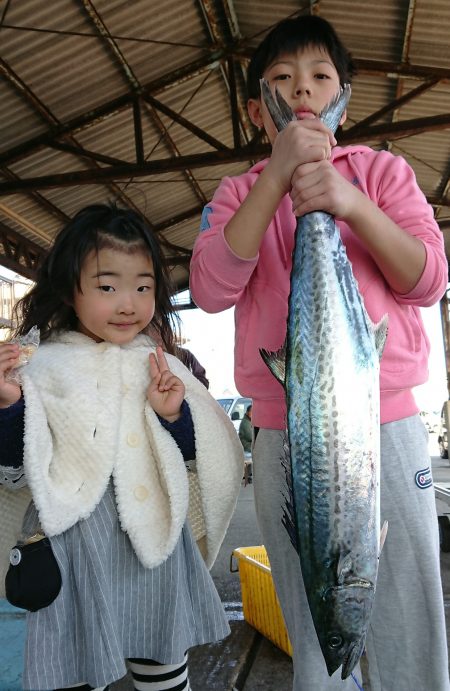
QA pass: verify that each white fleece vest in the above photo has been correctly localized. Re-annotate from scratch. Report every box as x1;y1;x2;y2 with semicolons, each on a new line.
20;331;244;569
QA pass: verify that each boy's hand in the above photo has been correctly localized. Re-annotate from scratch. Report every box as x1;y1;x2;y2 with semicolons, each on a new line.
266;120;337;197
290;159;360;219
0;343;22;408
148;346;185;422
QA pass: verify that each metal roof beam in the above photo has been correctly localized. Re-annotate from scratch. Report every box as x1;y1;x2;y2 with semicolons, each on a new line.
78;0;207;206
354;58;450;82
0;166;69;224
3;109;450;194
0;54;154;222
141;92;230;151
153;206;204;232
345;78;440;137
198;0;251;144
0;54;227;167
0;145;270;192
47;141;130;167
0;219;46;279
133;97;145;165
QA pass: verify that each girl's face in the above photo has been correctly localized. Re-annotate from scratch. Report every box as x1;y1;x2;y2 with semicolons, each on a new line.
73;246;156;344
247;45;344;144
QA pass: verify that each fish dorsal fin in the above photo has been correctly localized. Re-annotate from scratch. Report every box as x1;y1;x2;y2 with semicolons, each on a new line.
260;342;286;387
337;552;353;585
373;314;388;360
379;520;389;556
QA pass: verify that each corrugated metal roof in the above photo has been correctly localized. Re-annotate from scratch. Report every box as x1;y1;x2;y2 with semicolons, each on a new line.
1;0;450;289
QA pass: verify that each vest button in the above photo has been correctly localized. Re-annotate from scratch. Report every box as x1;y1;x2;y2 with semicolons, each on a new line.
134;485;149;501
127;433;140;447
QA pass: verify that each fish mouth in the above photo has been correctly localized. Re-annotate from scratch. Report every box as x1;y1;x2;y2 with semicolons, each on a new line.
341;638;365;680
322;634;366;679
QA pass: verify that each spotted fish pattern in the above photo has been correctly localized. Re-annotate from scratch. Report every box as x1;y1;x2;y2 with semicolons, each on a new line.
260;81;388;680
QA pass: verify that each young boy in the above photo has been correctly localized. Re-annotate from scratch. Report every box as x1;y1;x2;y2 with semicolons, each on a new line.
190;15;449;691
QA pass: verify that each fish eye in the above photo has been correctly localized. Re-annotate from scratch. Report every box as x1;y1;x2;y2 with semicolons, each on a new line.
328;633;343;649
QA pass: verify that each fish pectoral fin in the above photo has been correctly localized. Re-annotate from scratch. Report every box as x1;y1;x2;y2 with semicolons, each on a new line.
379;520;389;556
260;342;286;387
373;313;388;360
336;552;353;584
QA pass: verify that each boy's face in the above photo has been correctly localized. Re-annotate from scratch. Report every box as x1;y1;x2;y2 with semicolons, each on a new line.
247;45;345;144
73;247;156;344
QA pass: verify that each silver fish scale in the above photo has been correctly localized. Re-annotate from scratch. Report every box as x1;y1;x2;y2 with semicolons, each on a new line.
287;212;380;587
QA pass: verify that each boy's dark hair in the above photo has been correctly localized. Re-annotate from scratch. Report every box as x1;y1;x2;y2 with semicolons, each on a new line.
246;15;355;100
13;203;179;352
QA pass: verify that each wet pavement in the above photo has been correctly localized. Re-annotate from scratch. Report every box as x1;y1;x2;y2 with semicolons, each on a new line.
1;433;450;690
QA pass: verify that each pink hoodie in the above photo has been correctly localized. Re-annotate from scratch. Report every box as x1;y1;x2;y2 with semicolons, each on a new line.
190;145;447;429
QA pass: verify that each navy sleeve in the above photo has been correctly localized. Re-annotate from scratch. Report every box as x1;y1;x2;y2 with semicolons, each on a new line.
0;397;25;470
157;399;196;462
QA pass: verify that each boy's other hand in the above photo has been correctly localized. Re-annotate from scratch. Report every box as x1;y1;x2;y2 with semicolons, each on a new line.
0;343;22;408
148;346;185;422
266;120;336;197
290;159;359;219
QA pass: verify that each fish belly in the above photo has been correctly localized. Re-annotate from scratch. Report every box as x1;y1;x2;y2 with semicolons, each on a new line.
286;213;380;594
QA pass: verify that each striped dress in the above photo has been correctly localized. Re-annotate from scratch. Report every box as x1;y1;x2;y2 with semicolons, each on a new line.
19;482;230;690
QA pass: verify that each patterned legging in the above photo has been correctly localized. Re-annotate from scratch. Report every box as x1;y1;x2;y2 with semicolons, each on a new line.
56;653;190;691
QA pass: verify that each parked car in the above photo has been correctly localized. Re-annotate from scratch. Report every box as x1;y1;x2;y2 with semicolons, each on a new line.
438;401;450;459
216;396;252;432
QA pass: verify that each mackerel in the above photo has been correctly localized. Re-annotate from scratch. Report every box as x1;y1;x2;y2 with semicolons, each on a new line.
260;80;388;679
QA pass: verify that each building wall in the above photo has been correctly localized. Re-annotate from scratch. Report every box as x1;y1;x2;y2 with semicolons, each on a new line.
0;274;33;341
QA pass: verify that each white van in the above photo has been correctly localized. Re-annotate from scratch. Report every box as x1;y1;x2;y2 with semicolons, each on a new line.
216;396;252;432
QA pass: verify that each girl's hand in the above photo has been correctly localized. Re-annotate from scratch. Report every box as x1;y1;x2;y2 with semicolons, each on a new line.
148;346;185;422
290;159;360;219
0;343;22;408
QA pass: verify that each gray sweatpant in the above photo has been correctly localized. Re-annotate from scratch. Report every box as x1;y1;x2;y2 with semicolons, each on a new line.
252;415;449;691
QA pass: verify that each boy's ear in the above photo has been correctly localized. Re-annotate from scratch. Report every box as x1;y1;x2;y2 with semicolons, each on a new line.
339;109;347;127
247;98;264;128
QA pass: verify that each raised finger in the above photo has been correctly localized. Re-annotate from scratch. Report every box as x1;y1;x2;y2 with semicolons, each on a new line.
156;346;170;373
149;352;161;381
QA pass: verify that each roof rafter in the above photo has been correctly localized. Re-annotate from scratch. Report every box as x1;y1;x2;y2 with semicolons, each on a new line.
77;0;207;206
0;219;46;279
0;55;154;223
3;109;450;195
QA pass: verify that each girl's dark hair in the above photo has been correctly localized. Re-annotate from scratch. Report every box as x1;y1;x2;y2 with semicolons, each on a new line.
247;15;356;100
13;203;179;353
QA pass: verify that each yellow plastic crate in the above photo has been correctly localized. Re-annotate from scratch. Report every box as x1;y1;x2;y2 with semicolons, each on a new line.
231;545;293;657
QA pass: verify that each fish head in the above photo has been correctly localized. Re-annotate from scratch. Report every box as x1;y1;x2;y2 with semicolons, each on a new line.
317;581;375;679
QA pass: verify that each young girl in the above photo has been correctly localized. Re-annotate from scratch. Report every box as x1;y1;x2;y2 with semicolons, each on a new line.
0;203;244;691
190;14;449;691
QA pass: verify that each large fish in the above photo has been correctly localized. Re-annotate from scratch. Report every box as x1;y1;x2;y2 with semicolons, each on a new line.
260;80;388;680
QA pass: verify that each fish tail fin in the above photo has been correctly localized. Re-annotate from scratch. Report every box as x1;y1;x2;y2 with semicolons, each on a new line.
319;85;351;129
281;434;299;552
260;342;286;387
260;79;296;131
373;313;388;360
